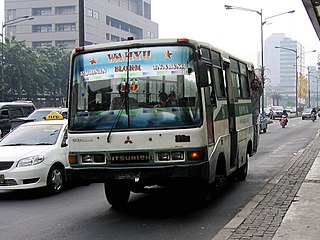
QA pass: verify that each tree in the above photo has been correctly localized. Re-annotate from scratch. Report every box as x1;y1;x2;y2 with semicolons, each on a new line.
2;37;70;106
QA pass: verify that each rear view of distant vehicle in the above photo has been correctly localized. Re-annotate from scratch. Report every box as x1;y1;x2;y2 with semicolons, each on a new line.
301;108;312;120
27;107;68;121
0;120;69;194
0;101;36;138
270;106;284;119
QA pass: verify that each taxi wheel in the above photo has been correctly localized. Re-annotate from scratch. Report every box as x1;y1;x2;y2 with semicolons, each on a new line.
46;165;65;195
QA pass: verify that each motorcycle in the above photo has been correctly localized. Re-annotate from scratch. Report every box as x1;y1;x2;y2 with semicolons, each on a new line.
279;114;288;128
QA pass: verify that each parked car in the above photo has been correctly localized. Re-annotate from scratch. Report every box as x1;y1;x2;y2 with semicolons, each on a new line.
0;101;36;138
0;119;69;194
27;107;68;121
270;106;284;119
301;108;313;120
259;113;268;133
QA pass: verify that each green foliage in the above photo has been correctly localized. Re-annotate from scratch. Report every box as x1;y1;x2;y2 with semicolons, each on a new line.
1;38;70;105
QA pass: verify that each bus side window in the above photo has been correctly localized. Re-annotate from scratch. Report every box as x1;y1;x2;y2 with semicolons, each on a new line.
213;67;226;98
239;62;250;98
230;58;241;98
207;66;217;106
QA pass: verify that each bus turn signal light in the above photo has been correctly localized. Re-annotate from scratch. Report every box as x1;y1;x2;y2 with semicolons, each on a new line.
68;154;77;164
187;149;205;160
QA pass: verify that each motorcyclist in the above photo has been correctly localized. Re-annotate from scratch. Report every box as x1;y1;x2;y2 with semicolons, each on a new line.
282;109;288;118
311;107;317;120
280;109;288;125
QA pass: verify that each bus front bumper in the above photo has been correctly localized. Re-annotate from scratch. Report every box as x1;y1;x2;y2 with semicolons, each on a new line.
66;161;210;185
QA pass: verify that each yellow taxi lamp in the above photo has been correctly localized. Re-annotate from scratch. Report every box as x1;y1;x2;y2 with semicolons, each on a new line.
45;111;64;120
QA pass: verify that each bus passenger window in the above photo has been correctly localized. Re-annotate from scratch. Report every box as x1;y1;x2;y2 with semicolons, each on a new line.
207;67;217;106
239;62;250;98
213;67;226;98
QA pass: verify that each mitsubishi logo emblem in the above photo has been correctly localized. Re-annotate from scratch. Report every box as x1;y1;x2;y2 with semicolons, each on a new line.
124;136;133;144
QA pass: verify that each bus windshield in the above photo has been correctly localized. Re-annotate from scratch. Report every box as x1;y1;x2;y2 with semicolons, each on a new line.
69;45;201;131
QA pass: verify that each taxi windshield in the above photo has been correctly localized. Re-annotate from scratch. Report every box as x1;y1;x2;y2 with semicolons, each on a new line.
0;124;63;146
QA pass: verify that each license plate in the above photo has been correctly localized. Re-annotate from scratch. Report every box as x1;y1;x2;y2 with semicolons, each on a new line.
115;172;140;180
0;174;4;184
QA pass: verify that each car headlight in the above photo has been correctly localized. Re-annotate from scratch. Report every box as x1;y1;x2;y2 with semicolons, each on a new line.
17;156;45;167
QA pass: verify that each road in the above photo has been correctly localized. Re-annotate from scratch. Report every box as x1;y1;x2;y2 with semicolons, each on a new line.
0;117;319;240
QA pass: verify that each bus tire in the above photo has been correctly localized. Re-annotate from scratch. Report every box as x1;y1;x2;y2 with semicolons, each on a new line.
104;182;130;208
234;154;248;182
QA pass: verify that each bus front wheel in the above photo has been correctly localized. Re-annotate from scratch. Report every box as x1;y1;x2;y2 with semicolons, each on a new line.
104;181;130;208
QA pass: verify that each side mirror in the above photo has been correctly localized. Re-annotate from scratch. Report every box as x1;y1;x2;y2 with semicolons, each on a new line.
197;61;209;87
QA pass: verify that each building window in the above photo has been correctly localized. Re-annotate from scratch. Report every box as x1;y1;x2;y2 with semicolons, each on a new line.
55;23;76;32
111;35;120;42
144;2;151;20
32;7;52;16
106;33;110;40
88;9;99;19
106;15;143;39
129;0;142;16
32;41;52;48
7;9;16;21
32;24;52;33
146;31;155;39
6;26;16;38
88;9;93;17
55;6;76;15
55;40;76;49
93;11;99;19
121;0;129;10
111;0;120;7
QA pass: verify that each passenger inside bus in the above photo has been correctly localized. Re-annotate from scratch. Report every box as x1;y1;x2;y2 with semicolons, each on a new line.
166;91;179;107
154;91;168;108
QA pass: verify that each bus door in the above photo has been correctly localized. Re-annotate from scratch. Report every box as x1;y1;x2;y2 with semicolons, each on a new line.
223;59;237;168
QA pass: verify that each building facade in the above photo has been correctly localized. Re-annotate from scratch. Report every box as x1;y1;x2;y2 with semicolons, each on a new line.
264;33;308;107
4;0;158;49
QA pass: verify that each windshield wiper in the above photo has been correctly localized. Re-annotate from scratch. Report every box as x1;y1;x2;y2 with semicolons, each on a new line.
107;108;124;143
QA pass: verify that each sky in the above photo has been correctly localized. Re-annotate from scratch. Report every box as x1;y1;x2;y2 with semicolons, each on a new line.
151;0;320;67
0;0;319;67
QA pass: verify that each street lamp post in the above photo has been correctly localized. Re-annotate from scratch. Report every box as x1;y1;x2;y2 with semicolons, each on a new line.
301;66;316;107
275;47;316;116
224;5;294;115
1;15;33;101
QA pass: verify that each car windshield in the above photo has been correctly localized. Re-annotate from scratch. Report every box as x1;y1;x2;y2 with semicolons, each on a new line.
28;110;53;121
303;108;312;113
0;124;63;146
273;106;283;111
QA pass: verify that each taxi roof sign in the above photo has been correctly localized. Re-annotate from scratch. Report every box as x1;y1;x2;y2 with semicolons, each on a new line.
45;111;64;120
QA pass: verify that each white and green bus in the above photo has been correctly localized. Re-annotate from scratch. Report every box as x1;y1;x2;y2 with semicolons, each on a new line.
67;38;257;207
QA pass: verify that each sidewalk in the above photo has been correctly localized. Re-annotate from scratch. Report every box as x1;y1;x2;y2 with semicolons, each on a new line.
213;131;320;240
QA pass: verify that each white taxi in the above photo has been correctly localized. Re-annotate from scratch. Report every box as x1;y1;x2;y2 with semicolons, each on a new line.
0;113;69;194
